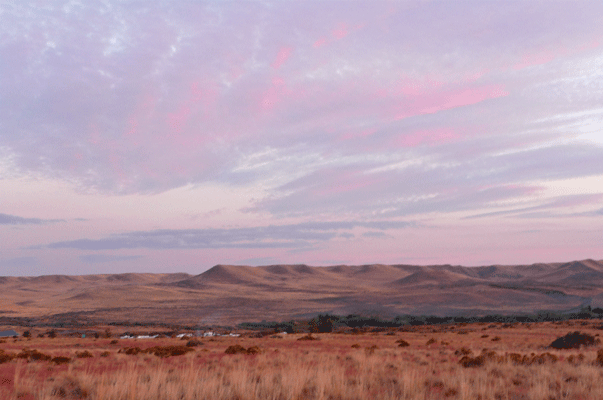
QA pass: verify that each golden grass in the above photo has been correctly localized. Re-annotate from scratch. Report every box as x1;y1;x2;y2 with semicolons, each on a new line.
1;321;603;399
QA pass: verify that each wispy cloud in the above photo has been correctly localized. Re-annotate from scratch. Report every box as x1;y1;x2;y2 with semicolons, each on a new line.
46;221;415;250
1;1;602;198
79;254;143;264
0;213;64;225
0;256;38;267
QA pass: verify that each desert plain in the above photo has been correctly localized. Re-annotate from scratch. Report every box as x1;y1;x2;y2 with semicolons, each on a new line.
1;259;603;399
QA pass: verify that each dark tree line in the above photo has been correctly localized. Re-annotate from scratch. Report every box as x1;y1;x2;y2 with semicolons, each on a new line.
238;306;603;333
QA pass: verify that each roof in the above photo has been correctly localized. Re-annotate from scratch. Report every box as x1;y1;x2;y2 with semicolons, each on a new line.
0;330;19;337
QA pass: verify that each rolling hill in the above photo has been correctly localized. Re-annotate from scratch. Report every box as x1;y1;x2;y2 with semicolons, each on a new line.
0;260;602;326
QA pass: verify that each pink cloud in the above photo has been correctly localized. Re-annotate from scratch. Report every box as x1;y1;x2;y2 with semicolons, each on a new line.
426;85;508;112
88;121;101;145
340;128;377;141
125;116;138;137
256;77;311;114
513;49;559;70
167;105;191;134
510;39;600;71
313;38;327;48
580;39;600;51
393;84;509;120
396;128;460;147
260;77;287;112
122;91;159;147
393;76;446;97
464;69;489;83
332;23;349;40
272;47;293;69
189;81;219;119
69;152;84;172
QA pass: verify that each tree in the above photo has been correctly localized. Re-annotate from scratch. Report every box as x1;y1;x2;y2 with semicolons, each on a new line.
309;314;337;333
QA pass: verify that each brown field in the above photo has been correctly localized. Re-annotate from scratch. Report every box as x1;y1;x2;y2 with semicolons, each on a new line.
2;320;603;399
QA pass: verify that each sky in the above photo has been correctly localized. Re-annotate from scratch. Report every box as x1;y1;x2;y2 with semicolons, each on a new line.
1;1;603;276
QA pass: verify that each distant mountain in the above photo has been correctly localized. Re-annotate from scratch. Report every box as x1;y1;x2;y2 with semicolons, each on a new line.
0;260;602;325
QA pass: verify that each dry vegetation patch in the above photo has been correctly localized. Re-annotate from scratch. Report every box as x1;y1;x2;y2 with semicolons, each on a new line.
16;349;51;362
224;344;262;355
75;350;93;358
51;356;71;365
2;320;603;399
144;345;194;357
0;350;15;364
297;334;319;341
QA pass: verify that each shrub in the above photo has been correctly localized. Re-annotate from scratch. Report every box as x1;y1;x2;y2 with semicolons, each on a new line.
396;339;410;347
225;345;261;355
426;338;436;345
51;356;71;365
351;344;360;348
297;334;318;341
595;349;603;366
225;345;247;355
508;352;558;365
530;352;558;365
185;340;203;347
491;336;501;342
459;355;485;368
16;349;51;362
454;347;472;356
119;347;142;355
549;331;600;349
0;350;15;364
480;350;498;361
145;346;194;357
100;351;111;358
365;345;378;355
110;340;118;345
509;353;522;364
75;351;93;358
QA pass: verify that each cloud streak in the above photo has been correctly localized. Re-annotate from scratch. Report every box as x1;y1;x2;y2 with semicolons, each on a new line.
0;213;64;225
79;254;143;264
46;221;415;250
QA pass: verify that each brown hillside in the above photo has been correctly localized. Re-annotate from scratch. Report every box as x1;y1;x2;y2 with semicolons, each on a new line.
0;260;602;325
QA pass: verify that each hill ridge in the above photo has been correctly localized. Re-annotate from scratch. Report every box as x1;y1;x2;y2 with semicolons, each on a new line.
1;259;602;325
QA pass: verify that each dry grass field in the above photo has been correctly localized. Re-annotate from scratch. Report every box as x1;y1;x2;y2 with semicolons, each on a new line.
2;320;603;400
